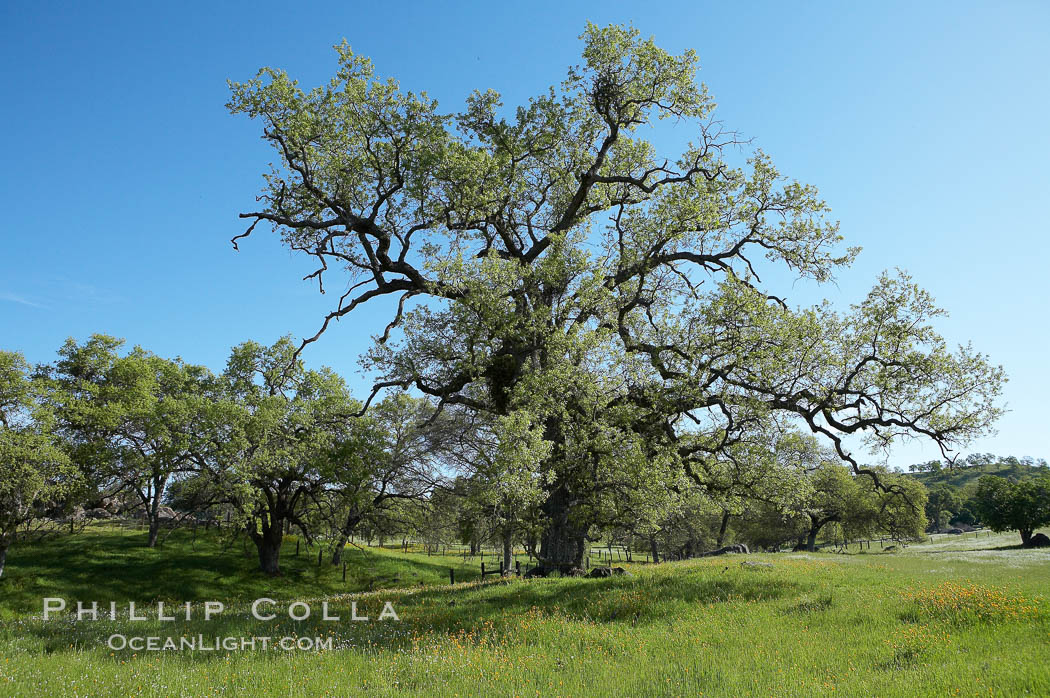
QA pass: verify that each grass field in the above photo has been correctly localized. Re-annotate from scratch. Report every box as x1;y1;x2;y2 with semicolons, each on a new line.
1;526;1048;697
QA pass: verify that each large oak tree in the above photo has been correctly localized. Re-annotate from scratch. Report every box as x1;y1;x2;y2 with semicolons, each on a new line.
228;24;1004;572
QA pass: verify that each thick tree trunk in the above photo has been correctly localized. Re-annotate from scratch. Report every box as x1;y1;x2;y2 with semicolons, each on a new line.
538;486;586;573
251;522;284;575
257;539;281;575
1020;529;1033;547
470;537;480;556
716;511;731;547
502;529;513;576
649;536;660;564
0;544;7;578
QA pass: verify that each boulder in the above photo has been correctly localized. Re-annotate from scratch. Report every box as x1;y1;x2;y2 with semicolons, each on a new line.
84;508;112;520
101;497;123;513
587;566;633;579
700;543;750;557
156;506;178;520
1027;532;1050;548
945;528;964;535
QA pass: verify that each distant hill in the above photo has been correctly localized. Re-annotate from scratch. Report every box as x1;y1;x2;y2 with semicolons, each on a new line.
907;462;1049;493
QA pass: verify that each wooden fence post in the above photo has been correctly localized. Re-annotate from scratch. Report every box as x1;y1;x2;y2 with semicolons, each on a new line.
342;562;347;582
449;568;455;585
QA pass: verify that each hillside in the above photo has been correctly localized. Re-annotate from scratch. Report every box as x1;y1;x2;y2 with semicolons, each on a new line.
907;461;1048;492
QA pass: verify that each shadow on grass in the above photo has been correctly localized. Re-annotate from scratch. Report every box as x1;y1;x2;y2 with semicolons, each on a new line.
0;527;489;616
914;544;1027;554
12;566;803;661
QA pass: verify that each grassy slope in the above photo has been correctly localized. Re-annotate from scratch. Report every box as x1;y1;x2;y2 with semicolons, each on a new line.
909;462;1048;491
0;525;531;616
1;526;1048;697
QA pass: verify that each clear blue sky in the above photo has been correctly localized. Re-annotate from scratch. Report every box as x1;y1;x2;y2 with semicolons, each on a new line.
2;1;1047;467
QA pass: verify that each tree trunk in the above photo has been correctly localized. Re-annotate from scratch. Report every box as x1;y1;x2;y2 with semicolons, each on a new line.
1020;529;1033;547
716;511;731;547
649;536;660;564
145;475;166;548
470;537;480;556
147;517;161;548
806;526;820;552
682;538;695;558
331;541;345;566
0;544;7;578
257;538;281;575
538;486;586;573
502;529;513;576
331;510;363;565
250;522;284;575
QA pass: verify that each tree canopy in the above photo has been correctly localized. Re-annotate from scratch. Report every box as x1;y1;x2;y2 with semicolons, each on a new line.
0;351;80;576
49;335;215;547
228;23;1004;571
973;474;1050;546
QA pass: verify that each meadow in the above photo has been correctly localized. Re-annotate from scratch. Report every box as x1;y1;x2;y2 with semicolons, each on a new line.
0;526;1047;697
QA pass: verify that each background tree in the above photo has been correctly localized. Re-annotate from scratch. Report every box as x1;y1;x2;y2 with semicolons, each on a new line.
444;410;551;573
50;335;214;547
973;474;1050;547
870;470;928;543
925;486;960;532
228;24;1004;573
209;337;361;574
0;351;81;577
320;392;445;565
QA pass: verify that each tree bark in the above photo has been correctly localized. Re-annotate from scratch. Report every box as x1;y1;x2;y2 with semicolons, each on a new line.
249;521;284;575
144;475;166;548
257;537;281;575
1020;528;1033;547
502;528;513;576
806;526;820;552
649;536;660;564
538;486;587;573
716;511;731;547
0;544;7;578
331;510;363;565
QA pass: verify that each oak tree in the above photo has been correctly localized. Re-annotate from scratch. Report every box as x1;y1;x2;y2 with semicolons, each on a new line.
229;24;1004;572
0;351;80;576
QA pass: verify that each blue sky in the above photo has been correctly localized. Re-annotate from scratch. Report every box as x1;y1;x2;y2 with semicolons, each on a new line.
1;1;1047;467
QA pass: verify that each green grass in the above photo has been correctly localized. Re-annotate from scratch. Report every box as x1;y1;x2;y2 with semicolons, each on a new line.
1;526;1048;697
0;525;531;616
